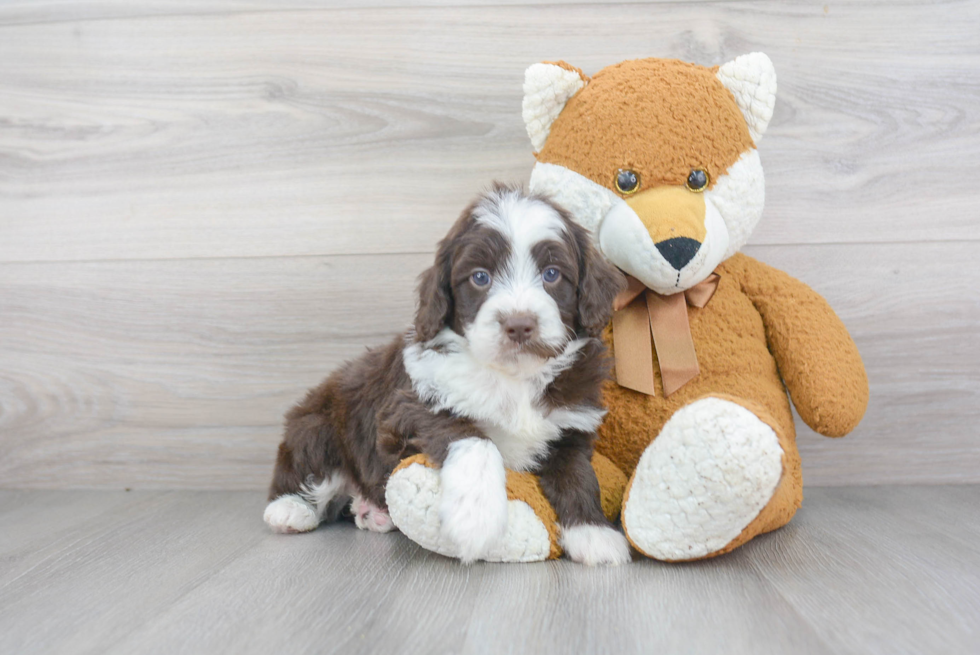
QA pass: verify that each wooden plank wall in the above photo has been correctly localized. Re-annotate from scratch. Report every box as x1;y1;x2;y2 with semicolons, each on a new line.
1;0;977;489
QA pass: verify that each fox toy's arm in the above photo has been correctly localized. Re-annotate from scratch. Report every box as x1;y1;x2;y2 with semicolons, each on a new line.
728;253;869;437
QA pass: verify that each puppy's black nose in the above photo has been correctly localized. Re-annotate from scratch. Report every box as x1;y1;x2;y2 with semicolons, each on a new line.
503;314;538;344
656;237;701;271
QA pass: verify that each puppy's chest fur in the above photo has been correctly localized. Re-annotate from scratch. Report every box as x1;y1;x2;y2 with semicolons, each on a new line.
403;332;605;471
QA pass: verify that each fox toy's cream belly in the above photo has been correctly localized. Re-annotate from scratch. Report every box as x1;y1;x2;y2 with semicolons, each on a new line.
596;258;796;477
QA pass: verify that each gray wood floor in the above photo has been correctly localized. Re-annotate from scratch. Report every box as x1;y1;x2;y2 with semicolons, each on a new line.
1;486;978;655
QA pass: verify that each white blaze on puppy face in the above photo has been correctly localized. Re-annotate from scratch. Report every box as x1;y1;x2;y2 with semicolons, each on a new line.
465;190;570;365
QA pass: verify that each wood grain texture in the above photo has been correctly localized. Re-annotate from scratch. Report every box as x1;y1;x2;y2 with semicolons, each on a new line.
0;487;978;654
1;1;978;262
0;491;267;654
0;0;749;29
1;0;977;490
747;485;980;654
1;241;977;489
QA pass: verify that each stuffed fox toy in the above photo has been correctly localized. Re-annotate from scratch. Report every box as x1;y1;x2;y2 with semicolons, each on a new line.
386;53;869;562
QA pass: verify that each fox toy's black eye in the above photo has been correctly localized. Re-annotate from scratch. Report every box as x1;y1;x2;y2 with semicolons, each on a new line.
686;169;709;192
615;169;640;195
471;270;491;287
542;267;561;283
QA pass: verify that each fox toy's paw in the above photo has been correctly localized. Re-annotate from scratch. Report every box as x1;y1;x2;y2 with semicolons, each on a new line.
386;453;554;563
622;396;786;561
386;451;627;564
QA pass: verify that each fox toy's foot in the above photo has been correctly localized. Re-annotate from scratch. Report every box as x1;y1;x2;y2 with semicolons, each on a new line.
386;452;627;564
622;396;787;561
386;455;553;563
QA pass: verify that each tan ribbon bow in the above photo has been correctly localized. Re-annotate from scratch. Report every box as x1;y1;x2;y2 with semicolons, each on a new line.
611;273;721;397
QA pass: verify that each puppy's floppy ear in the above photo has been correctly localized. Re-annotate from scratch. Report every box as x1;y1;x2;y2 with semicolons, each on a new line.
572;222;625;338
414;237;454;342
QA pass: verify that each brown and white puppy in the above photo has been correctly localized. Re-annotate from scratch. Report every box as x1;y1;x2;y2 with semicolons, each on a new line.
263;185;629;565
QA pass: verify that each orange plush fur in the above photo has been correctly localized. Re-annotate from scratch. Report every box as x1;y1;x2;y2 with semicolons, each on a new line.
532;56;867;559
601;253;868;557
538;59;755;193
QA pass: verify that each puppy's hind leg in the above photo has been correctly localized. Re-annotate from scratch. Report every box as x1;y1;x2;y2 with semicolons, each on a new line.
264;470;351;534
264;412;352;534
350;495;395;533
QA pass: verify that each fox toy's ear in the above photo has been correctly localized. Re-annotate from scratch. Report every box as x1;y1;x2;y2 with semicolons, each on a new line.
716;52;777;143
522;61;589;153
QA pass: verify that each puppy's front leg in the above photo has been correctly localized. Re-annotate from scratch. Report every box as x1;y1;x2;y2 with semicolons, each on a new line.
438;437;508;564
377;395;507;563
537;431;631;566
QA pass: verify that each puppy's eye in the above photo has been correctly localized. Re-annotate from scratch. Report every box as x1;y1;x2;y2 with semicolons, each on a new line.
470;270;491;287
686;169;709;192
542;267;561;283
615;169;640;195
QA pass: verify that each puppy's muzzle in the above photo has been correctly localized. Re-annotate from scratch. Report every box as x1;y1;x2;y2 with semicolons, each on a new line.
501;312;538;345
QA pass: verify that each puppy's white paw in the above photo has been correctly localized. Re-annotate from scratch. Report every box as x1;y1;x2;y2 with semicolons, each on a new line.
351;496;396;533
560;524;632;566
264;494;319;534
438;437;508;564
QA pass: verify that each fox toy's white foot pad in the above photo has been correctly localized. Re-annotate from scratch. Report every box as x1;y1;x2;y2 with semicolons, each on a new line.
622;397;783;561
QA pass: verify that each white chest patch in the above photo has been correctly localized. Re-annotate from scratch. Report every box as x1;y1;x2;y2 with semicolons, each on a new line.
402;330;605;472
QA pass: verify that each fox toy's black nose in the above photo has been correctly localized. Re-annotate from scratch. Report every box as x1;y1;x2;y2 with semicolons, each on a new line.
656;237;701;271
503;314;538;344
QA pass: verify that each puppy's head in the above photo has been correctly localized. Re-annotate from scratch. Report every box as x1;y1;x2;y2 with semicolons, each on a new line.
415;185;624;364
